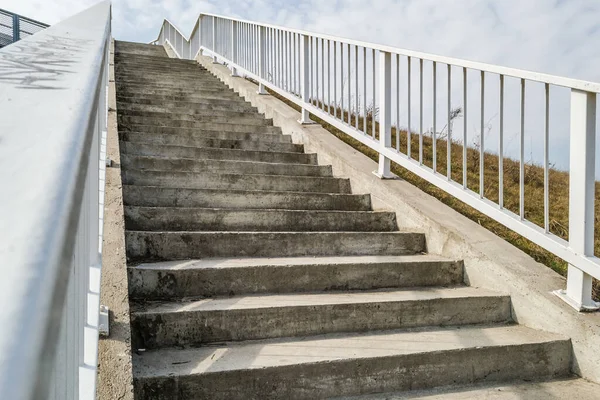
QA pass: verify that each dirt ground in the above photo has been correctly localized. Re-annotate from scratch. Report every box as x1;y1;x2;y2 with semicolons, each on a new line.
96;39;134;400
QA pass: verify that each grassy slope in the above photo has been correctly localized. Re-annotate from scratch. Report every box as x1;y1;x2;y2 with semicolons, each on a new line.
264;86;599;300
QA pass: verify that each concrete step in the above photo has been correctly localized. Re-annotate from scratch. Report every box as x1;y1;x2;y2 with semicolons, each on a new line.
124;207;397;232
116;95;254;109
128;255;464;300
119;123;282;136
130;287;511;349
122;186;372;211
121;169;351;193
125;231;426;262
119;132;303;153
114;43;167;57
114;53;195;63
119;142;316;164
115;90;250;103
116;100;257;114
116;82;236;94
132;325;570;399
119;126;290;143
118;114;273;129
120;155;329;176
117;107;263;121
340;378;600;400
118;119;278;133
115;79;234;90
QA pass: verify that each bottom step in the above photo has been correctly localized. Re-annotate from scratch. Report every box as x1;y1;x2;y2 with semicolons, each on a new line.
339;378;600;399
133;325;570;400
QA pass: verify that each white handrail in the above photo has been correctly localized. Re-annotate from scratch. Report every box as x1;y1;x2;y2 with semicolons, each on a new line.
155;14;600;312
0;1;111;399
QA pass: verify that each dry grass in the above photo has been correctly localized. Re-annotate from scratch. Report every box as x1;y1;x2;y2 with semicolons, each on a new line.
260;85;599;301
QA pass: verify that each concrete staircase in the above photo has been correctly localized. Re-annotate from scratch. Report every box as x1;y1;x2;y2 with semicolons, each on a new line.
115;41;575;399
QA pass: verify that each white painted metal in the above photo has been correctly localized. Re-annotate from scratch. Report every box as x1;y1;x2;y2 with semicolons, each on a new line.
433;62;437;172
376;51;393;178
231;21;239;76
154;14;600;311
520;79;525;220
553;90;600;311
299;34;311;124
480;71;485;198
0;2;111;399
257;25;266;94
499;75;505;208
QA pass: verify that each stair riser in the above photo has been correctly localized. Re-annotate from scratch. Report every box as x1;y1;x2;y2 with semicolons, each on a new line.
128;260;464;300
114;49;167;57
120;142;316;164
119;127;290;143
117;102;257;114
115;96;252;109
116;80;234;90
119;121;277;133
120;132;303;153
119;124;282;136
116;85;237;95
132;296;511;349
121;156;330;176
121;170;351;194
115;92;249;103
116;86;242;97
125;232;426;262
118;108;264;120
133;341;571;400
123;186;371;211
124;208;397;232
117;104;257;116
118;115;272;128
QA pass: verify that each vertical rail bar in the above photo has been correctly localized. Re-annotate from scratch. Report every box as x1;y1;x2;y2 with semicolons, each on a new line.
257;25;267;94
334;42;337;118
230;21;239;76
341;43;344;119
407;56;412;157
376;51;393;178
12;14;20;42
396;54;400;151
433;62;437;172
544;83;550;232
212;16;217;63
419;58;424;164
499;75;504;208
299;34;312;124
563;89;598;310
321;38;325;110
519;79;525;219
480;71;485;198
327;40;331;114
447;64;452;180
463;67;468;188
363;47;367;135
372;49;376;138
315;37;319;105
348;43;351;124
355;46;359;129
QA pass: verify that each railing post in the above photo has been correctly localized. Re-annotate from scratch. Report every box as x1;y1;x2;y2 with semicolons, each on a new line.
231;21;239;77
257;25;267;95
374;50;393;178
554;89;599;311
212;16;218;63
12;14;20;42
298;34;313;124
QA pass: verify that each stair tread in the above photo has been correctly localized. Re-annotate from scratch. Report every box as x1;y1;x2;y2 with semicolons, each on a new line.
132;254;455;271
120;141;312;158
132;286;506;314
132;324;567;377
341;378;600;399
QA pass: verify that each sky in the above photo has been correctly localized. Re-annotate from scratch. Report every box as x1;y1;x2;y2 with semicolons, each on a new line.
6;0;600;171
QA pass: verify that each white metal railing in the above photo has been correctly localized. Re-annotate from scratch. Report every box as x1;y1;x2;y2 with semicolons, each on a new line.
154;15;600;312
0;1;111;399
